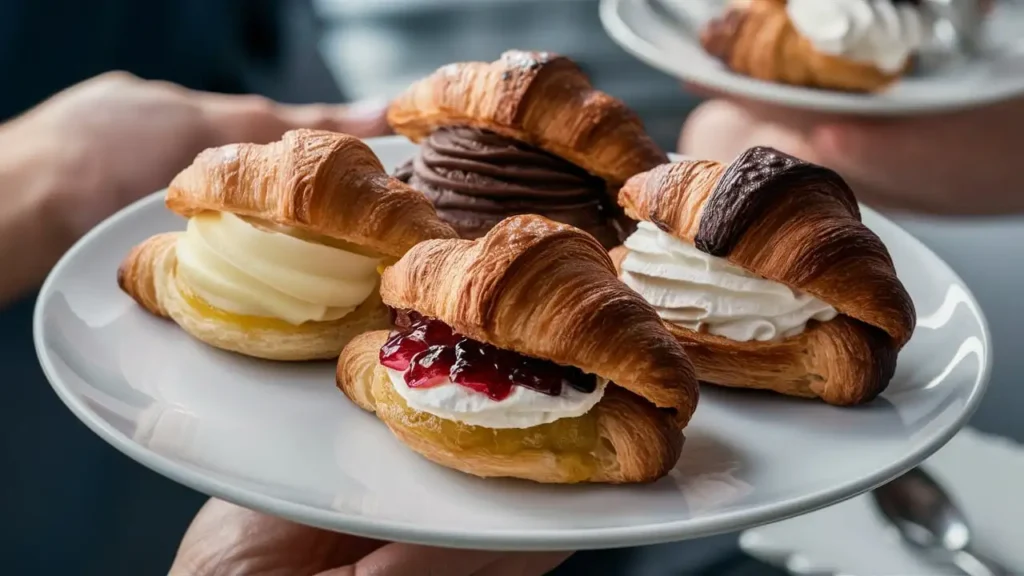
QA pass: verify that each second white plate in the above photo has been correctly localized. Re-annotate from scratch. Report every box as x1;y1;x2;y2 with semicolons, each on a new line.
34;137;990;550
601;0;1024;115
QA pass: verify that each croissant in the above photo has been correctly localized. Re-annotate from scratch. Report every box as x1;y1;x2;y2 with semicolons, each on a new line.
611;146;916;405
118;129;458;361
336;215;699;483
386;50;667;248
701;0;911;93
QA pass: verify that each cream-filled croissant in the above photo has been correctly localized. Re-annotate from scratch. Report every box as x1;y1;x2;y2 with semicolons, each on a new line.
701;0;931;93
609;146;916;405
117;129;458;361
336;215;698;483
387;50;667;249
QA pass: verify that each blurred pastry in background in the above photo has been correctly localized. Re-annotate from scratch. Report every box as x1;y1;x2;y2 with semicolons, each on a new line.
701;0;932;92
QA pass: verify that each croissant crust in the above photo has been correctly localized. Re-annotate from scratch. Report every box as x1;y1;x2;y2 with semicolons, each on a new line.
117;233;391;360
701;0;904;93
337;331;684;483
379;215;698;426
618;149;915;350
387;50;668;185
166;129;457;257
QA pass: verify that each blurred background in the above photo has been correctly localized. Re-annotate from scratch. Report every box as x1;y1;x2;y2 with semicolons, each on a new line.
3;0;1021;575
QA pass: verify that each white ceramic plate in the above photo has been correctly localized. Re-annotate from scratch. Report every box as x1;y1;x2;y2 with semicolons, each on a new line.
34;136;990;551
739;427;1024;575
600;0;1024;115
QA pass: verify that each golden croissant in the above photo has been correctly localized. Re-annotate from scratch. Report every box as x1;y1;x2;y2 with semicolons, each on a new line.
336;215;699;483
386;50;668;248
610;146;916;405
701;0;914;92
117;129;458;361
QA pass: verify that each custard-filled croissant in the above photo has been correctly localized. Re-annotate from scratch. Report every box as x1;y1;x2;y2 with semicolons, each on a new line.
387;50;667;248
336;215;699;483
610;146;916;405
701;0;928;93
118;129;458;361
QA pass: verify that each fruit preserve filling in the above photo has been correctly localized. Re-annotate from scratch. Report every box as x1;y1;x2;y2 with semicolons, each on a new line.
379;311;607;429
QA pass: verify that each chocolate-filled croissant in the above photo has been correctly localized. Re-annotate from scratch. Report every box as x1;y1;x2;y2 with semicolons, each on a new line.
387;50;668;248
118;129;457;361
610;146;916;405
337;215;698;483
701;0;925;92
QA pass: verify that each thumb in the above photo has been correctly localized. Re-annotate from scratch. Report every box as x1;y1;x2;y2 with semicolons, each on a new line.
197;93;392;146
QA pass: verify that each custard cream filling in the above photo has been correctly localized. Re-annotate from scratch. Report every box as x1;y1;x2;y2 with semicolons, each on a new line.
385;367;607;429
175;212;380;325
621;222;837;342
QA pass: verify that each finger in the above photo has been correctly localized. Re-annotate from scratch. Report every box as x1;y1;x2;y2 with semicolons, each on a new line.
197;93;391;145
276;98;393;138
472;551;573;576
170;499;385;576
678;99;755;159
318;543;506;576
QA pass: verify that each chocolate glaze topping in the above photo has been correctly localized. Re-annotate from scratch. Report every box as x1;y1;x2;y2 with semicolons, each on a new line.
694;146;859;257
394;127;621;248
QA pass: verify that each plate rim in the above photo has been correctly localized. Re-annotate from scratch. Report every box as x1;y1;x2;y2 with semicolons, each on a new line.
599;0;1024;116
33;135;993;550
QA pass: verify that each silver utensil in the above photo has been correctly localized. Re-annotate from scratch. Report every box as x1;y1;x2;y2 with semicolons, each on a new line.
871;466;1011;576
921;0;988;58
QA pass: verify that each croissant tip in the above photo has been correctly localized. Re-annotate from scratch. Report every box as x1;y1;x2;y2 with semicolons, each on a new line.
116;260;130;295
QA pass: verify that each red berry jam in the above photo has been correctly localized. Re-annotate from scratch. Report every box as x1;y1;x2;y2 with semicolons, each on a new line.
378;311;599;401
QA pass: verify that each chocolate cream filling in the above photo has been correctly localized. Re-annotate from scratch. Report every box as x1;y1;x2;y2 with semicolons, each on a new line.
394;127;621;248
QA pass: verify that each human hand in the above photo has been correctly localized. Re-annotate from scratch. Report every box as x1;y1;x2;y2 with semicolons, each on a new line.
169;499;572;576
3;71;391;239
677;95;1024;215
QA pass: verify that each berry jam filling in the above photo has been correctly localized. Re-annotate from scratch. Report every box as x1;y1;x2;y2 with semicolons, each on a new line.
379;310;598;401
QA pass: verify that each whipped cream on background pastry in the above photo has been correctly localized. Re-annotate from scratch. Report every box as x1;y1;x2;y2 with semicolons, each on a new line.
386;367;607;429
175;212;380;325
787;0;930;73
620;222;837;342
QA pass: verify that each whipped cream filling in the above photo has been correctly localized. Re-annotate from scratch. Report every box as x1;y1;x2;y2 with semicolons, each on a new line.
385;367;607;429
787;0;930;74
175;211;380;325
620;222;837;342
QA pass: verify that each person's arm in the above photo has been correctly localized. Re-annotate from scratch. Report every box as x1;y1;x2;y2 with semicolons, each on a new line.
0;71;390;309
0;121;78;306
